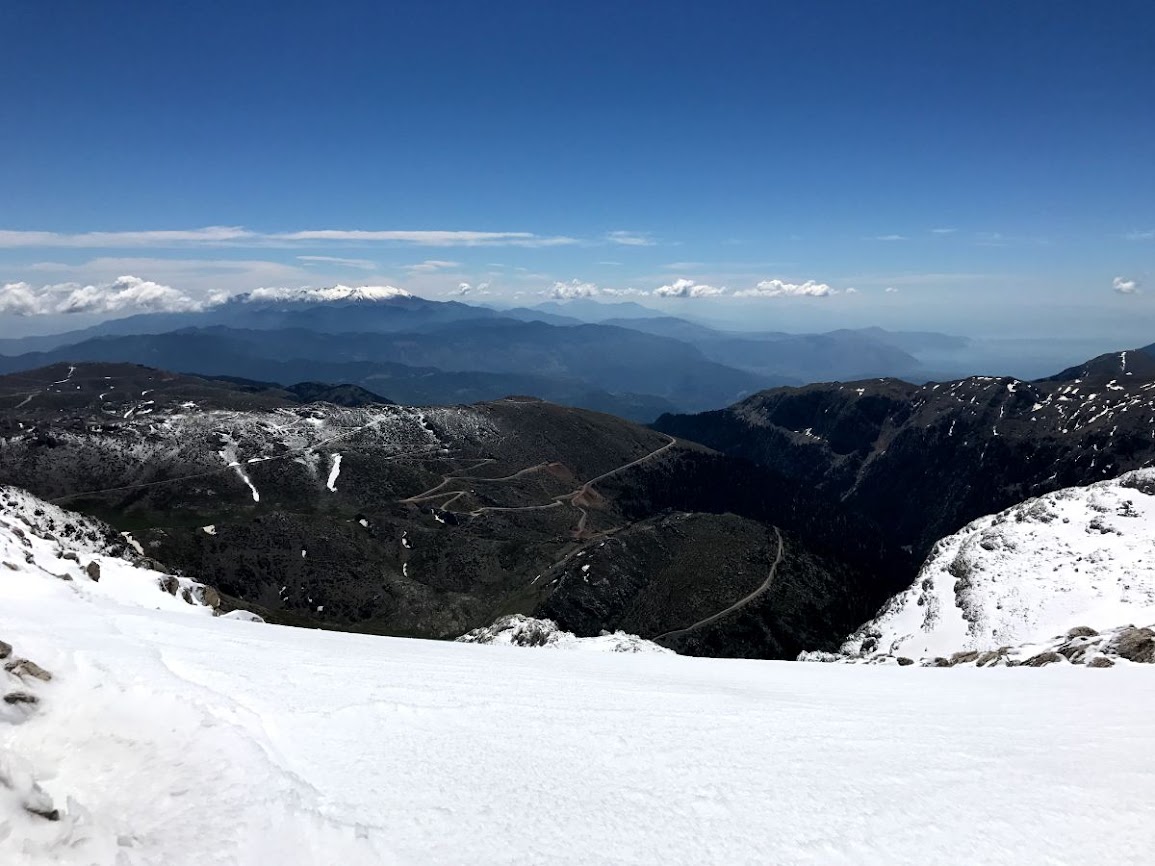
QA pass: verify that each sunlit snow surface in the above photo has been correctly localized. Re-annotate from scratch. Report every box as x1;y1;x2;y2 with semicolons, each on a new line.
2;491;1154;864
839;468;1155;659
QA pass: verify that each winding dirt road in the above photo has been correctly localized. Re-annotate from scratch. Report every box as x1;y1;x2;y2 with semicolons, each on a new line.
652;527;784;644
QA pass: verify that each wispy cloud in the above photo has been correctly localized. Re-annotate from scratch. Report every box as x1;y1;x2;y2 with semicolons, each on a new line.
930;227;957;235
1126;229;1155;241
605;230;655;247
404;259;461;274
872;234;907;241
885;286;899;293
0;226;580;249
1113;276;1140;294
297;255;377;269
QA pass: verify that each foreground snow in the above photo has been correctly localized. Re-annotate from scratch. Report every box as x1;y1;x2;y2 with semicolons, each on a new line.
457;614;669;653
834;468;1155;661
3;581;1154;862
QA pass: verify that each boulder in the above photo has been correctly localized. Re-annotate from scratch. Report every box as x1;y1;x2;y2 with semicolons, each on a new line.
1087;656;1116;668
1066;626;1098;639
1108;627;1155;664
4;658;53;681
0;639;11;660
1021;651;1064;668
85;561;101;582
896;656;914;666
949;650;980;665
3;691;39;705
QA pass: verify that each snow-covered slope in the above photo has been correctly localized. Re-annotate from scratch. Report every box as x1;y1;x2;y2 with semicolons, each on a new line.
457;614;669;653
4;492;1155;864
0;486;225;617
829;468;1155;661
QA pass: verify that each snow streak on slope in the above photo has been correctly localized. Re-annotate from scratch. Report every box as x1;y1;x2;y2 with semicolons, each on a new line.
457;614;669;653
837;468;1155;660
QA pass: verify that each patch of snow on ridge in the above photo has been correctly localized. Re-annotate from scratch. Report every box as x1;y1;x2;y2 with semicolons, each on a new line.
457;614;670;653
835;468;1155;660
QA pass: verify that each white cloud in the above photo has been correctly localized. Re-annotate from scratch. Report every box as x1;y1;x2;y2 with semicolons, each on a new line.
931;228;957;235
1113;276;1140;294
733;279;834;298
1126;229;1155;241
0;227;579;249
845;287;859;294
548;280;602;300
605;231;655;247
885;286;899;293
874;234;907;241
297;255;377;269
0;227;254;248
0;275;204;315
275;230;577;248
652;278;725;298
455;281;491;296
405;260;461;274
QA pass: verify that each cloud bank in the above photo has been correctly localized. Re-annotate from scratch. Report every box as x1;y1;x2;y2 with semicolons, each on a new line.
0;276;207;315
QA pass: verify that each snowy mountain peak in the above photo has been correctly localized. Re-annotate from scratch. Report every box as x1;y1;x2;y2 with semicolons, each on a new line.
828;468;1155;661
457;614;670;653
237;285;414;304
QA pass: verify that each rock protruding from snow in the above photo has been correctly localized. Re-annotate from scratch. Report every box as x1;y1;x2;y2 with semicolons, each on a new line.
457;615;669;654
826;468;1155;662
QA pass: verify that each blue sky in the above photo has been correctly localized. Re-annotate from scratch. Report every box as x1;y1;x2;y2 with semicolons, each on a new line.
1;0;1153;339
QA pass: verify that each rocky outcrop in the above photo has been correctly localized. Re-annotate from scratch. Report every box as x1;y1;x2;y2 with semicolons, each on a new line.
457;615;669;654
801;622;1155;669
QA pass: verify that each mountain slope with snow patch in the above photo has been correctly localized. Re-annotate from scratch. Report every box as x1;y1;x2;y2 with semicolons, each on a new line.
834;468;1155;660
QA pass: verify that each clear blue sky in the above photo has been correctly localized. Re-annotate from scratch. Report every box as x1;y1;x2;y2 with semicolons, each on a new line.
1;0;1153;338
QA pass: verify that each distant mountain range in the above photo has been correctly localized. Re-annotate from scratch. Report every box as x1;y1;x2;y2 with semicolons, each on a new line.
0;292;969;420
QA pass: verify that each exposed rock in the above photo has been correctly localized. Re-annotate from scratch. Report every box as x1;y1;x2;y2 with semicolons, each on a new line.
1108;626;1155;663
4;658;53;681
159;575;179;595
24;803;60;821
1066;625;1098;638
1021;651;1064;668
0;639;11;660
974;650;1003;667
3;690;39;705
928;657;952;668
85;560;101;582
181;586;194;605
1087;656;1116;668
896;656;914;666
2;561;18;571
949;650;980;665
61;550;79;563
200;585;222;609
